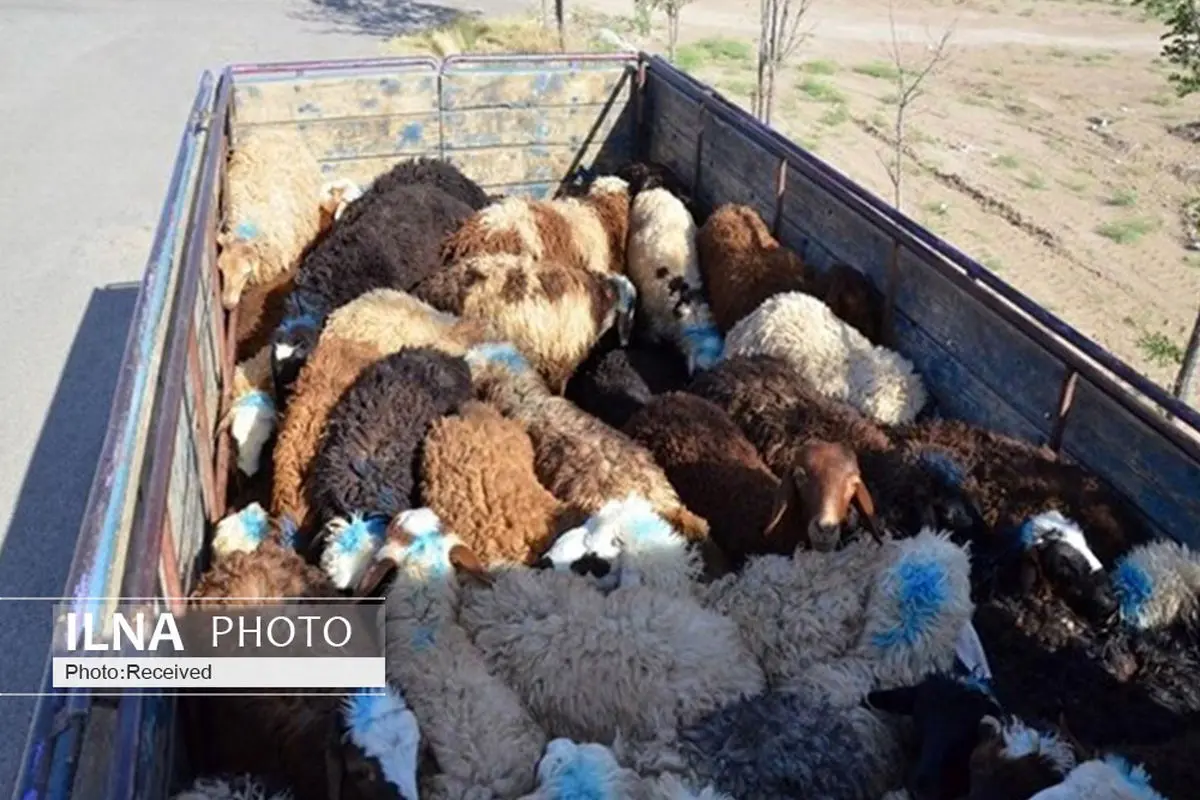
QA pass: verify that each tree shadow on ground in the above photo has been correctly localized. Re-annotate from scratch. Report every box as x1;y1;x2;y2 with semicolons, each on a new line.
293;0;467;38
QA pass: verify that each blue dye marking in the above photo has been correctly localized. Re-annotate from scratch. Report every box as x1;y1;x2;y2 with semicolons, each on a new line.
533;74;552;96
240;505;270;545
1114;557;1154;627
1016;517;1040;550
552;750;607;800
915;450;966;489
399;122;423;146
344;688;391;735
871;557;949;649
278;311;321;336
411;625;436;652
681;323;724;367
1103;755;1164;800
278;516;301;550
468;342;531;373
333;515;388;555
233;390;274;413
380;78;401;96
233;220;259;240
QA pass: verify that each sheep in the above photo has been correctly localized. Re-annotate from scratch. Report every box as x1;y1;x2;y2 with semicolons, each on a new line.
420;400;585;567
686;354;987;547
226;344;276;479
623;691;906;800
534;493;704;600
623;392;879;562
212;502;272;560
355;508;547;799
702;528;973;706
695;203;811;334
441;176;630;276
1027;756;1168;800
235;266;299;362
464;342;722;574
962;715;1081;800
1113;538;1200;632
308;347;472;531
894;416;1153;569
271;183;475;397
318;177;365;229
564;330;690;429
1088;725;1200;800
271;290;486;535
336;157;490;229
723;290;929;425
170;775;293;800
218;127;323;310
412;251;639;393
459;561;765;744
624;183;723;374
523;738;732;800
813;262;886;345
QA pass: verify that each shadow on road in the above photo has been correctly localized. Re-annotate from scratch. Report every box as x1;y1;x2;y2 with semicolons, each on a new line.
294;0;465;38
0;283;139;790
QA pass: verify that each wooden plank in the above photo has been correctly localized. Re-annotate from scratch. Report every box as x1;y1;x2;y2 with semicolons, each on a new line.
1061;378;1200;547
777;218;840;276
892;312;1047;442
232;72;438;123
646;81;700;186
442;103;631;150
316;153;441;186
441;66;632;111
779;167;894;289
445;139;633;189
695;114;778;224
891;247;1067;439
232;113;440;161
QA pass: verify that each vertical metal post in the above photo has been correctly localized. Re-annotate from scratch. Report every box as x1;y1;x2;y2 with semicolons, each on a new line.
771;158;788;238
1172;305;1200;409
1048;370;1079;453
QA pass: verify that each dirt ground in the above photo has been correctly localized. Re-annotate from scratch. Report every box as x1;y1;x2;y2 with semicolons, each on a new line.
415;0;1200;398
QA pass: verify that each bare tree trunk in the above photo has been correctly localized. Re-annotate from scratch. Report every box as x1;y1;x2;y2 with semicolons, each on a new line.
542;0;550;29
668;11;680;62
1174;304;1200;407
893;104;905;208
764;63;776;124
556;0;565;50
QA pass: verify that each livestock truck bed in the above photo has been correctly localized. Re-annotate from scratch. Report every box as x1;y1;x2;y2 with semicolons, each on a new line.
15;52;1200;799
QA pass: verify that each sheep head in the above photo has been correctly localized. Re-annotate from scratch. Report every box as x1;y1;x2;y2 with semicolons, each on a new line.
764;440;881;551
867;672;1004;800
271;301;324;402
1016;511;1117;626
965;716;1077;800
212;502;271;560
533;738;637;797
339;686;421;800
319;178;364;230
355;508;492;596
605;274;638;347
217;237;258;310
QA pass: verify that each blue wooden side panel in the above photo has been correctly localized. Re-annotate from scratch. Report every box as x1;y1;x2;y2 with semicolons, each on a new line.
644;70;1200;545
440;59;637;195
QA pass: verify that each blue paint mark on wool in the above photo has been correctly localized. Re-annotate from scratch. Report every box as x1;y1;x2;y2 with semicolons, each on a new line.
411;625;436;652
1114;557;1154;627
551;752;610;800
1017;517;1041;550
681;323;724;368
239;504;270;546
344;688;391;737
234;220;259;240
278;311;321;336
872;556;949;649
278;516;301;550
1102;755;1166;800
333;514;388;555
233;390;274;413
624;506;675;545
915;450;966;489
469;342;531;373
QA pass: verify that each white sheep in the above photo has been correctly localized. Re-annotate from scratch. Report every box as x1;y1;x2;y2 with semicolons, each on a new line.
723;291;928;425
342;686;422;800
1112;537;1200;631
226;344;276;477
626;187;723;374
318;513;389;590
212;502;271;559
521;738;732;800
362;508;547;799
701;528;973;706
1027;756;1167;800
459;558;765;744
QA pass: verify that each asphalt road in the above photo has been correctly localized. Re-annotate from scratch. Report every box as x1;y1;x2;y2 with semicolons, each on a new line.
0;0;479;793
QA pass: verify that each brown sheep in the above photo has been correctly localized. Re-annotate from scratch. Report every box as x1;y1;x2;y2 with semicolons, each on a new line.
271;289;487;536
441;176;630;275
234;266;298;362
217;127;323;310
696;203;812;333
623;392;879;561
420;401;587;566
413;251;637;393
816;262;885;345
465;343;725;575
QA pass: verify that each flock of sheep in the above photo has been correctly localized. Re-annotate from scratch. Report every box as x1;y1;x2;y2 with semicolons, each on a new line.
173;124;1200;800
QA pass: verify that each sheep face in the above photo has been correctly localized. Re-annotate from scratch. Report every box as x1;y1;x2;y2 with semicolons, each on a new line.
868;673;1003;800
606;274;638;346
1018;511;1118;625
766;440;880;551
271;308;323;402
218;239;258;310
356;508;492;596
965;716;1077;800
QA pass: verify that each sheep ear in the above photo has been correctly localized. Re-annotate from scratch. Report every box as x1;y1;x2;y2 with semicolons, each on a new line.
852;479;883;543
449;544;494;586
356;559;398;597
865;685;916;715
978;714;1004;741
763;476;797;540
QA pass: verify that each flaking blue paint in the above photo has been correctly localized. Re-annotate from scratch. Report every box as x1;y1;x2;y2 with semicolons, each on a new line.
872;556;949;649
380;78;401;96
1113;557;1153;627
399;122;423;146
550;752;608;800
234;220;259;240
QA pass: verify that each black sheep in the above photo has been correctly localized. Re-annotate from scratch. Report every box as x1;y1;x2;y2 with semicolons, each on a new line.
563;329;689;429
271;184;474;402
337;156;489;228
309;347;472;529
